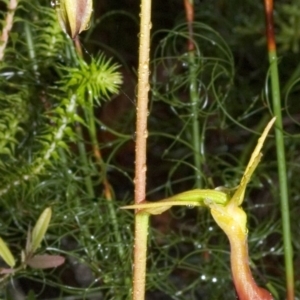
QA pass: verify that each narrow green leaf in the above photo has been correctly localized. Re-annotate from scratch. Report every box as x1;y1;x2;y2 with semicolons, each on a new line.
0;238;15;267
31;207;52;253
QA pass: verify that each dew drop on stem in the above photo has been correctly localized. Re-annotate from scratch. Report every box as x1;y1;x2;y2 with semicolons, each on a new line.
100;125;107;131
212;277;218;283
143;130;148;138
50;0;59;8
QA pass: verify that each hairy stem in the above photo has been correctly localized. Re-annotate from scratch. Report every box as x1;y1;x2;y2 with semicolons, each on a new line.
132;0;152;298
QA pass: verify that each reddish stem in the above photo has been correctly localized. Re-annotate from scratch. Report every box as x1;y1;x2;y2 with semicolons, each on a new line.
264;0;275;52
183;0;195;51
210;203;273;300
228;233;273;300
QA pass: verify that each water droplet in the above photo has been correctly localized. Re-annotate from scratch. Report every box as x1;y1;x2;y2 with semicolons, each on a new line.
50;0;59;8
143;130;148;138
186;205;194;209
194;242;202;249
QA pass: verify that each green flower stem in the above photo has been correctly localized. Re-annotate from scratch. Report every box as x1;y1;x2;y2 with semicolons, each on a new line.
264;1;294;298
133;214;149;299
184;0;202;188
74;121;95;199
85;95;126;264
73;116;98;259
268;49;294;300
188;50;202;188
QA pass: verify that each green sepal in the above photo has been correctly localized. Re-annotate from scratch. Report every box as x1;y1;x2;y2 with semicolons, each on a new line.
121;189;230;215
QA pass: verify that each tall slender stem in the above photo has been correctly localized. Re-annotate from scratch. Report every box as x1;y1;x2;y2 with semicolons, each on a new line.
264;1;294;299
75;122;95;199
85;95;126;263
132;0;152;299
189;51;202;188
184;0;202;188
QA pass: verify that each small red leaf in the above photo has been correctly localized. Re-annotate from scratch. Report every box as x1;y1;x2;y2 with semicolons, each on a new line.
0;268;15;274
26;255;65;269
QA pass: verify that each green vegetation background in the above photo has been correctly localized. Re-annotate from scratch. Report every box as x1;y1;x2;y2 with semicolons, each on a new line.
0;0;299;299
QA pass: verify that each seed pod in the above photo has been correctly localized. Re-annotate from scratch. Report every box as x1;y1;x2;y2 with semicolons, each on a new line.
55;0;93;39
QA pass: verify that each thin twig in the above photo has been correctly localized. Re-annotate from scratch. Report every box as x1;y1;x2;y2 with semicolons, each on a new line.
0;0;18;61
132;0;152;298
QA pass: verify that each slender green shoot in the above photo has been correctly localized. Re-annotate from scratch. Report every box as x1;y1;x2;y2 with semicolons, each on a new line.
264;1;294;299
184;0;202;188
